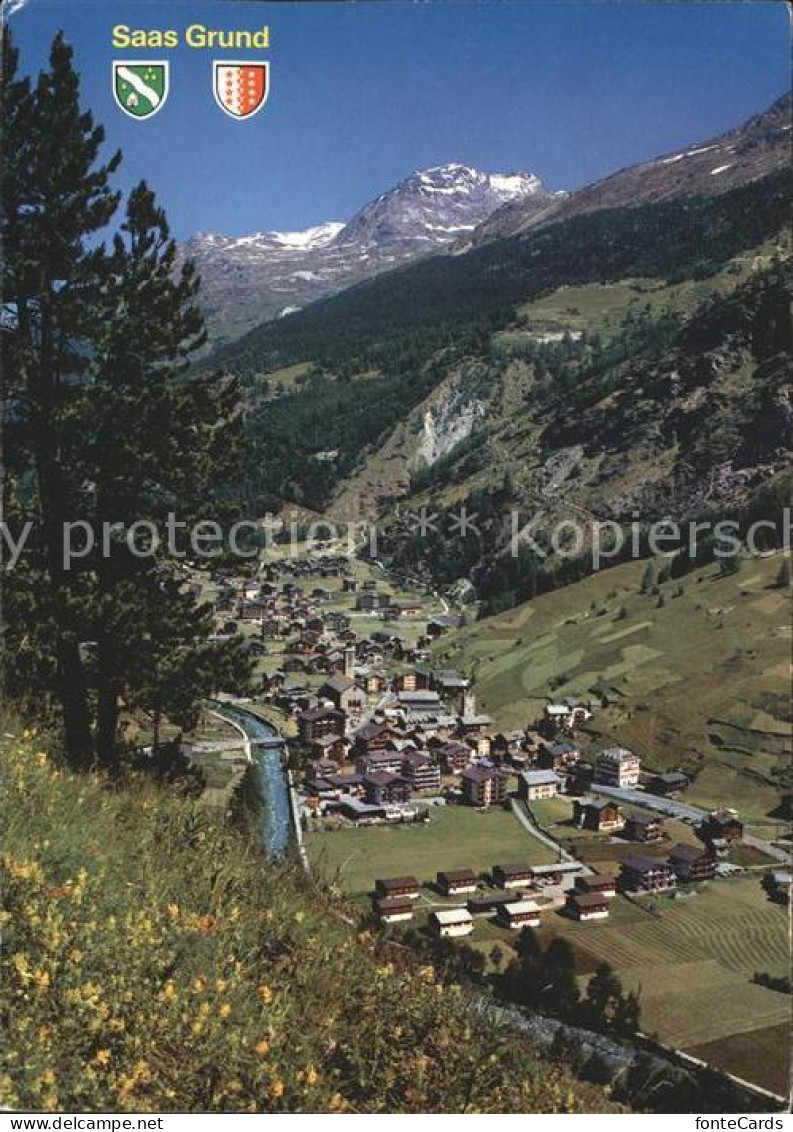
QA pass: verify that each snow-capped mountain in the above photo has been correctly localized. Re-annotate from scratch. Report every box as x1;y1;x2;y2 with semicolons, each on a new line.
181;164;555;345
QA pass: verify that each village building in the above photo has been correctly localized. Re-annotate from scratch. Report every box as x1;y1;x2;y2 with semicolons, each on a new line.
304;757;339;784
573;798;625;833
363;771;412;807
458;713;492;736
335;798;387;823
467;891;516;915
355;592;393;612
699;809;743;845
646;771;689;796
322;772;363;796
374;896;414;924
566;891;610;921
353;721;394;758
429;908;474;939
432;670;469;695
436;868;478;896
318;674;367;716
620;856;677;895
396;689;442;714
624;812;663;842
375;876;420;900
542;700;592;733
401;751;441;793
460;765;507;809
575;874;617;899
392;602;424;619
356;749;405;776
298;704;345;743
763;870;792;905
594;748;641;788
437;741;473;773
492;864;534;890
426;615;464;638
537;740;581;770
667;843;717;883
497;900;541;930
518;769;563;801
393;669;431;693
306;734;349;762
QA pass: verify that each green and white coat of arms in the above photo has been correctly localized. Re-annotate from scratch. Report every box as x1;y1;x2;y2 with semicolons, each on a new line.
112;61;169;120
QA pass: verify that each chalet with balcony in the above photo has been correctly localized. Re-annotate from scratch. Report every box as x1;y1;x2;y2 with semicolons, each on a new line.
402;751;441;793
575;874;617;899
573;798;625;833
497;900;541;930
667;843;717;883
460;765;507;809
518;769;563;801
374;896;414;925
594;748;641;789
566;891;610;921
363;771;412;807
375;876;420;900
298;704;345;744
624;812;663;842
437;868;478;897
620;856;677;895
492;864;534;890
646;771;689;797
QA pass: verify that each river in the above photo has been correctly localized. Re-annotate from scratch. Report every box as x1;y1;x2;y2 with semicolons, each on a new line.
209;702;292;856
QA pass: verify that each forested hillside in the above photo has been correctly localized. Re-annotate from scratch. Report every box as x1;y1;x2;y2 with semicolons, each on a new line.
211;170;790;512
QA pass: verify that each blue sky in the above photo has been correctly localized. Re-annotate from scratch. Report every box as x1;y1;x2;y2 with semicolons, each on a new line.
8;1;790;240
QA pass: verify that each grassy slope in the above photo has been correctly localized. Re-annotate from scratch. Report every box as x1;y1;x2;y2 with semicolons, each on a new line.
436;552;792;821
0;728;616;1114
307;804;556;895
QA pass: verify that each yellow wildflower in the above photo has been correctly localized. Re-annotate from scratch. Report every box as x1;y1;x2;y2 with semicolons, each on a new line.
219;1003;231;1018
257;984;274;1004
269;1080;284;1099
255;1040;270;1056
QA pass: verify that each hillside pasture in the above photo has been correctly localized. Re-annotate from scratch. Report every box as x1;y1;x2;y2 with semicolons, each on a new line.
439;553;791;818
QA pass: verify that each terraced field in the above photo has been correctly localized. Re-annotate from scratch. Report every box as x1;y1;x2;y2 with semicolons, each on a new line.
438;552;791;818
538;875;790;1061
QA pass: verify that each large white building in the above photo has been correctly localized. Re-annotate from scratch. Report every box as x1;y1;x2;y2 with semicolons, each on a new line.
594;747;641;789
429;907;474;938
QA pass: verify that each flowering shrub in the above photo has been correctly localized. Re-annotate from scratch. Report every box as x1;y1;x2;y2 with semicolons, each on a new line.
1;729;616;1113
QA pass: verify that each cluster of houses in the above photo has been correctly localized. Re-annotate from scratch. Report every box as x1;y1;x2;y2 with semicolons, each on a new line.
372;861;615;934
371;831;726;938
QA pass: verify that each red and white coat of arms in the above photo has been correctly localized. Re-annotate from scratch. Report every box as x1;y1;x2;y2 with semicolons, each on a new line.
213;62;269;120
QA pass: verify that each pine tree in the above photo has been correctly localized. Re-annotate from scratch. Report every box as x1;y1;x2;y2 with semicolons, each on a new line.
2;31;253;763
2;30;121;765
581;962;623;1028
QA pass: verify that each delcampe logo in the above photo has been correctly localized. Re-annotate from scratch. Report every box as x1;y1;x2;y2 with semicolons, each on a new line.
112;61;170;119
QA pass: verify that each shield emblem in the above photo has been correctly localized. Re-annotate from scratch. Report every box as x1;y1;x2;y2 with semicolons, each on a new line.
213;61;269;120
113;61;169;120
